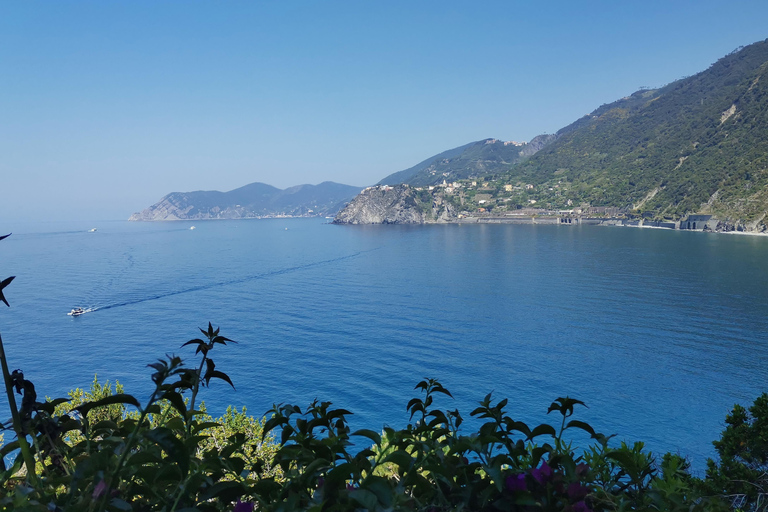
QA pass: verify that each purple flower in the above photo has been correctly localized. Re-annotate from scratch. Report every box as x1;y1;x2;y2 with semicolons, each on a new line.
572;500;592;512
92;479;108;499
505;473;527;492
531;460;553;485
233;500;255;512
567;482;590;501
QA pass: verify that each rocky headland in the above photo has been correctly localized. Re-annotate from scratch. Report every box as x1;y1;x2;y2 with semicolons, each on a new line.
333;185;456;224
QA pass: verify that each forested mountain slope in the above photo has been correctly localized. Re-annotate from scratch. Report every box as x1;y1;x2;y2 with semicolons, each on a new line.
512;38;768;224
377;135;556;187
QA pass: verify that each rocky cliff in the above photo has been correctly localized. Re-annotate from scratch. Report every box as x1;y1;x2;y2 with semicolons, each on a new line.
333;185;457;224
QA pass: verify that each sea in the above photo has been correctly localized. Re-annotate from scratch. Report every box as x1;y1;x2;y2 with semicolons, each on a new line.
1;218;767;474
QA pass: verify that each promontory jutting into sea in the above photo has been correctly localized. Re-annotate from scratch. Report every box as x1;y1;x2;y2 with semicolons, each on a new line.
132;39;768;236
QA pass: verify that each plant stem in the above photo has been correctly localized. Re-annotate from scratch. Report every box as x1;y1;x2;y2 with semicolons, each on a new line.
186;355;207;436
101;389;158;511
0;332;38;486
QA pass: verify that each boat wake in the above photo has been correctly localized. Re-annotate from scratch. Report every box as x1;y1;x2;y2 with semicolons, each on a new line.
87;249;377;314
67;307;95;317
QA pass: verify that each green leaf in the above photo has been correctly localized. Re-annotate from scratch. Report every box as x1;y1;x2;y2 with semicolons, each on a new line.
144;427;189;477
528;424;557;439
160;390;187;419
0;276;15;307
76;393;141;417
326;408;352;420
200;480;245;501
191;421;223;434
352;429;381;445
565;419;597;437
547;397;586;417
381;449;413;469
128;451;163;466
90;420;120;431
262;416;285;439
349;489;378;510
362;475;393;507
432;383;453;398
181;338;205;348
251;478;281;498
38;397;69;414
206;370;235;389
0;440;20;458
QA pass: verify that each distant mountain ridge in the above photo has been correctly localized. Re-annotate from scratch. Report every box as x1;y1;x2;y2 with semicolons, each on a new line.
129;181;362;221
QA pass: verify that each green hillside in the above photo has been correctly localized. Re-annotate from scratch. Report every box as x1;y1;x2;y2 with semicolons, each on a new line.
378;135;556;187
511;38;768;224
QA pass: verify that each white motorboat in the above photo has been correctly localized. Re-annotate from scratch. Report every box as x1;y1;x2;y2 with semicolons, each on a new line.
68;308;85;317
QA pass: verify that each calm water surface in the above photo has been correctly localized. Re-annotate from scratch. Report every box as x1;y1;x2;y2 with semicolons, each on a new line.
1;218;767;473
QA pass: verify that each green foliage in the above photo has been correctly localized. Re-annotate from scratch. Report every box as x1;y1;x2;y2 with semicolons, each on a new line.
247;380;724;512
0;322;278;512
0;333;751;511
701;393;768;505
382;139;531;188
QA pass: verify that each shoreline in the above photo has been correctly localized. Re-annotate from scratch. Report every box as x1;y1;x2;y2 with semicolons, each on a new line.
437;215;768;237
131;213;768;237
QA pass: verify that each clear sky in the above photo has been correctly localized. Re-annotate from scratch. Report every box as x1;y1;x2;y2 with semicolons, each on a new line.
2;1;767;221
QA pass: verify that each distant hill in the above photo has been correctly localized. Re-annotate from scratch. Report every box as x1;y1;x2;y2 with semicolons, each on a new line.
129;181;362;221
508;38;768;224
377;135;556;187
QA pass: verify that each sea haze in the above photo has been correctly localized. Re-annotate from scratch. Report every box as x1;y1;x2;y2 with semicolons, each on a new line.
1;219;767;472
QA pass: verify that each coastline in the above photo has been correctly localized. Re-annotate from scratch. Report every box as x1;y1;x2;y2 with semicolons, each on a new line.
429;214;768;237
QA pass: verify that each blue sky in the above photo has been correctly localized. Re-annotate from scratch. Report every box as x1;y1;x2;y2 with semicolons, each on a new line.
2;1;768;221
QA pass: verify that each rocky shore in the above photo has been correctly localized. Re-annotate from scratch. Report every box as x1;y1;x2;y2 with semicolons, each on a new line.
333;185;768;235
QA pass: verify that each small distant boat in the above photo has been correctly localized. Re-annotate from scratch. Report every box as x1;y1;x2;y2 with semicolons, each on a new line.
68;308;85;317
88;228;97;232
190;226;196;230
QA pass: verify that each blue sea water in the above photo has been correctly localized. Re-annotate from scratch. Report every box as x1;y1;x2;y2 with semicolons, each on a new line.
1;218;767;473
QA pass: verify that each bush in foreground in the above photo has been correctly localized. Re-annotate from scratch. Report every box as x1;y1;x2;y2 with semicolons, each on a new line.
0;332;738;512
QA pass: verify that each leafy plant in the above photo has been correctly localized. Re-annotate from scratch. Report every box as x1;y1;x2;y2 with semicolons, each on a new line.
701;392;768;505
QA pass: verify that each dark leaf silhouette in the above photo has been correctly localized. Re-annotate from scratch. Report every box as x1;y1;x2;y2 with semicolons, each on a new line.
0;276;15;307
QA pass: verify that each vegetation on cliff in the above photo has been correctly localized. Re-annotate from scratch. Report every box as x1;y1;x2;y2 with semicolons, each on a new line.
377;137;556;188
508;38;768;224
